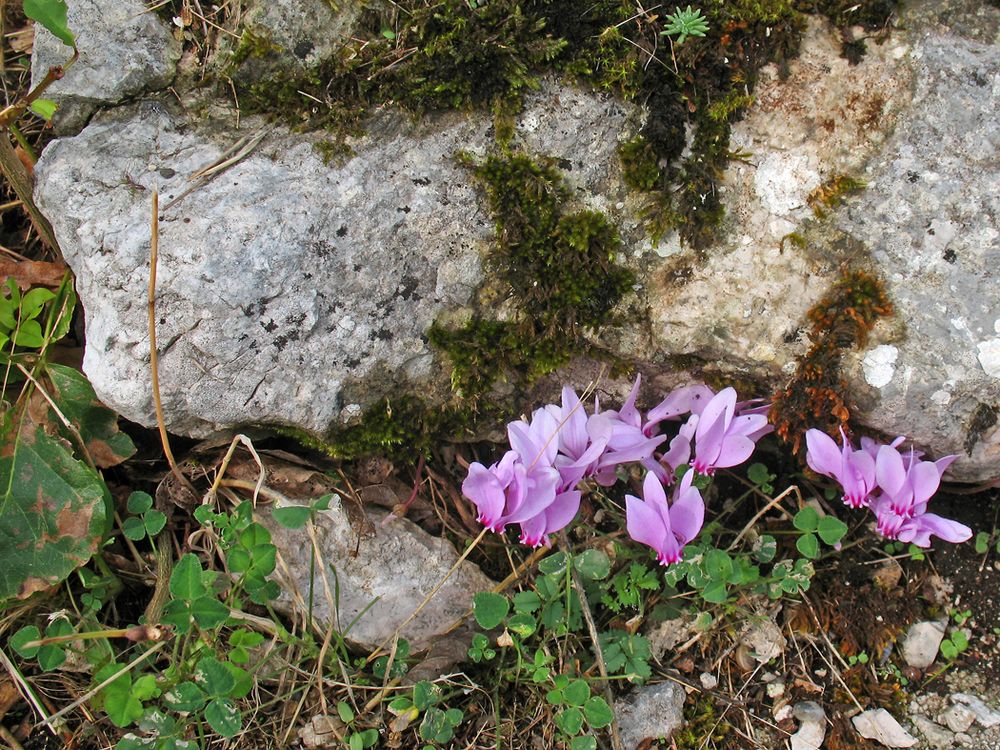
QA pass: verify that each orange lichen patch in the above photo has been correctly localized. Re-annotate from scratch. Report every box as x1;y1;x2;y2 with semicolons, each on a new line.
770;269;893;453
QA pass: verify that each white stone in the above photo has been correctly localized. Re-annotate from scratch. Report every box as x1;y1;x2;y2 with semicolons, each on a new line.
901;620;947;669
951;694;1000;728
910;715;954;750
976;339;1000;378
862;345;900;388
699;672;718;690
852;709;918;747
931;390;952;406
614;683;686;750
940;703;976;733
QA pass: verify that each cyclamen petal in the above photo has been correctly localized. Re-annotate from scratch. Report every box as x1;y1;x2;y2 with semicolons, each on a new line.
625;471;704;566
692;387;763;475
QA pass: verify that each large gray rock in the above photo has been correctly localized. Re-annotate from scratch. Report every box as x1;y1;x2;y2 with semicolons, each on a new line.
32;86;628;437
262;497;494;650
30;0;180;134
31;2;1000;480
613;681;686;750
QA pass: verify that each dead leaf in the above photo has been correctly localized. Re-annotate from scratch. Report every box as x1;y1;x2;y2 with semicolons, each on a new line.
0;259;68;289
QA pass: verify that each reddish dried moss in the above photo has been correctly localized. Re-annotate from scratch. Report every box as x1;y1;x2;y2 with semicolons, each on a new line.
770;269;893;452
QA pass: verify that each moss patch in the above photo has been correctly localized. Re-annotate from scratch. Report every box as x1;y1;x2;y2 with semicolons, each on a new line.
225;0;900;245
770;268;893;453
431;149;635;399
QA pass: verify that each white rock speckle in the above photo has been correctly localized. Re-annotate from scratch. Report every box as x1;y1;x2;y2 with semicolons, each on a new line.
976;339;1000;378
862;345;899;388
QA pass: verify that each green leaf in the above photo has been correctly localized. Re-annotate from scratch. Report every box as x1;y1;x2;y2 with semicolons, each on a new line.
43;364;137;469
337;701;355;724
817;516;848;546
104;689;144;728
555;706;584;735
195;655;236;697
537;551;568;575
951;631;969;651
122;516;146;541
506;613;537;638
190;595;229;629
754;535;777;563
583;696;613;729
131;674;160;701
143;510;166;537
701;580;728;604
796;533;820;560
473;592;509;630
37;642;66;671
0;420;109;602
570;737;597;750
169;554;207;601
574;549;611;580
513;590;541;613
163;681;205;712
349;734;363;750
272;505;311;529
29;98;58;120
10;626;41;658
704;549;733;582
793;507;819;533
975;532;990;554
24;0;75;47
563;679;590;707
412;680;437;711
225;663;253;699
13;319;43;348
127;492;153;514
204;698;242;737
160;599;193;633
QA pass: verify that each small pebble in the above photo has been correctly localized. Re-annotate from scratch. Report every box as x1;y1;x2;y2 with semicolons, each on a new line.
699;672;718;690
940;703;976;733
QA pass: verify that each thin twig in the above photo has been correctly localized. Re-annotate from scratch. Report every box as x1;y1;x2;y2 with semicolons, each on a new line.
42;643;165;727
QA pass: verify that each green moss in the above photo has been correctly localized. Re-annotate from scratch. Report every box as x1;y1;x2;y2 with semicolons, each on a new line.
431;149;634;399
619;136;662;192
276;397;487;462
807;174;867;218
673;696;733;749
229;28;281;68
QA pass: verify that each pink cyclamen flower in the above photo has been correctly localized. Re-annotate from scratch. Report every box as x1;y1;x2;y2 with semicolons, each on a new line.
545;386;609;491
518;489;582;548
643;384;715;437
805;428;877;508
625;471;705;565
874;444;958;517
691;387;769;475
587;376;666;486
462;451;560;533
871;494;971;548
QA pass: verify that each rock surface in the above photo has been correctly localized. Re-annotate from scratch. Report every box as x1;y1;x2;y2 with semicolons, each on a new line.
261;497;494;650
30;0;180;134
30;1;1000;480
613;681;685;750
952;694;1000;728
853;708;918;748
790;701;826;750
902;620;948;669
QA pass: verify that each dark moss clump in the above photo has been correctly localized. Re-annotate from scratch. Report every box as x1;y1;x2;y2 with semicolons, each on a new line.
231;0;899;246
431;150;634;398
276;396;487;462
770;268;893;453
673;696;734;750
964;403;998;456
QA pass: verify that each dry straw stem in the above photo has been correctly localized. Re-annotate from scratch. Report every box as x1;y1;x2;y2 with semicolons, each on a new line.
43;643;166;729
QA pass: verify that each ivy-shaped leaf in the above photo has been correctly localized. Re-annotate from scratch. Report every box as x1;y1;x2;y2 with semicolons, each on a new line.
0;419;109;601
41;364;136;468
